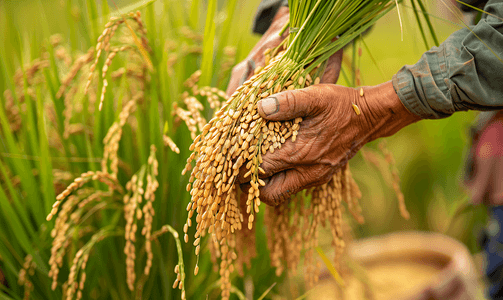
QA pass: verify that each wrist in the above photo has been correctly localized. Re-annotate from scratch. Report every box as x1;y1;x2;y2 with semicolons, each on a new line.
359;81;421;141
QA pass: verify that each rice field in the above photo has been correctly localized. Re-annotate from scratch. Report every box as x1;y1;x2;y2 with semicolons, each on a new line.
0;0;487;299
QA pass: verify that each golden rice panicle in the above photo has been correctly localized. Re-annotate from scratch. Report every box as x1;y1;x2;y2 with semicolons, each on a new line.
172;262;186;299
184;70;202;90
57;48;94;99
183;95;206;131
265;201;295;277
48;188;113;293
18;255;36;300
13;58;50;91
124;172;142;291
55;44;72;67
197;86;228;110
3;89;22;132
341;165;364;224
233;193;257;276
303;189;323;288
65;248;90;300
101;94;140;176
329;171;346;267
130;11;148;40
63;86;78;139
98;45;133;111
182;50;312;292
163;134;180;154
47;171;96;221
85;11;148;97
378;141;410;220
84;19;120;94
217;235;237;300
53;171;125;198
208;234;221;272
143;145;159;275
173;103;199;140
49;194;77;290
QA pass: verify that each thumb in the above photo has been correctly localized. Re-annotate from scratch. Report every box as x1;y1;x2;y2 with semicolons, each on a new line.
257;86;321;121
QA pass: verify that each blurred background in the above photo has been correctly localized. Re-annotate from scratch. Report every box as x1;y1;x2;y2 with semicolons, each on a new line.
0;0;488;299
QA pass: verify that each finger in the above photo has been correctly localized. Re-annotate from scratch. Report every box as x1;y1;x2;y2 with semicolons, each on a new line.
259;138;301;178
320;49;343;84
257;84;332;121
226;61;253;96
236;142;291;184
236;140;296;184
259;165;333;206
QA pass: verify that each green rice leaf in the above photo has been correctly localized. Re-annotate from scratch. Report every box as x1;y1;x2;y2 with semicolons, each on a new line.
200;0;217;87
411;0;430;50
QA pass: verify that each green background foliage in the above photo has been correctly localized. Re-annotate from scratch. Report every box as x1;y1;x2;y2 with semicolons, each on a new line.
0;0;486;299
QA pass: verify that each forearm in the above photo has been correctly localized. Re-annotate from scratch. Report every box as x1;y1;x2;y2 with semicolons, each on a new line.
359;81;421;141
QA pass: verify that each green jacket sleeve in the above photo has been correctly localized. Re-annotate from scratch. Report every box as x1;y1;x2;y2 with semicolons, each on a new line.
392;0;503;119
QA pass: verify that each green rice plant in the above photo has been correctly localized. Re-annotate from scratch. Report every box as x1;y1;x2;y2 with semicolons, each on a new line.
0;0;483;299
0;0;255;298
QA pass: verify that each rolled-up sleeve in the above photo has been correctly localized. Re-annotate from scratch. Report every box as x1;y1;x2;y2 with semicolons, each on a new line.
392;0;503;119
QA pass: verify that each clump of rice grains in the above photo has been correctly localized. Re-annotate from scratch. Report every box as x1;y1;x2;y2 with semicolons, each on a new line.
179;0;402;297
180;49;365;296
123;145;159;290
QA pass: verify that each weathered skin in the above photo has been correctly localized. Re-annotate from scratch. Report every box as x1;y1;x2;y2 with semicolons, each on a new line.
254;82;420;205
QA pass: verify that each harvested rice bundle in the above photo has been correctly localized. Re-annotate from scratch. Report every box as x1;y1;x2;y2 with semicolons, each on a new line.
183;0;401;297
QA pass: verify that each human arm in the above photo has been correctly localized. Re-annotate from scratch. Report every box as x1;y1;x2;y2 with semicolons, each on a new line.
253;82;419;205
394;0;503;118
254;0;503;206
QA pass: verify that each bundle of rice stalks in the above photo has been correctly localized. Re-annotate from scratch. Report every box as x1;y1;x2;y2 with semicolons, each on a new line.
182;0;402;297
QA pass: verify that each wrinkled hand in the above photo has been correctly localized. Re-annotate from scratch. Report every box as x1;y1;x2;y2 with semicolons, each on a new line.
254;81;421;206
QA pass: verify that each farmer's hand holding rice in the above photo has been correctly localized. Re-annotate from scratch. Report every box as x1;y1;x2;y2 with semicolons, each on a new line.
234;1;503;298
235;0;503;207
254;82;420;205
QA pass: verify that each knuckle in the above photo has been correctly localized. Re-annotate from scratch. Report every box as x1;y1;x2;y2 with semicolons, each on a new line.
285;90;303;114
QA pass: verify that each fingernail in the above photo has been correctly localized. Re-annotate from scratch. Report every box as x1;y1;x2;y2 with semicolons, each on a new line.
259;97;279;116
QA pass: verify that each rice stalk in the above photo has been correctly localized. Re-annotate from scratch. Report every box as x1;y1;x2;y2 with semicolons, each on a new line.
151;224;187;300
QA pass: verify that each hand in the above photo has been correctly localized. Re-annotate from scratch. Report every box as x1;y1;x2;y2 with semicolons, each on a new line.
255;81;421;206
226;7;289;96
